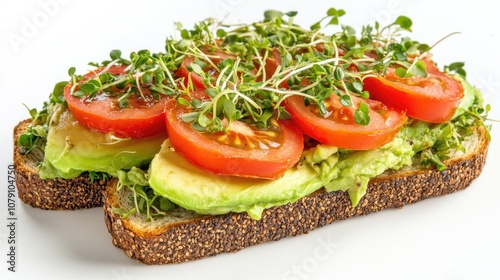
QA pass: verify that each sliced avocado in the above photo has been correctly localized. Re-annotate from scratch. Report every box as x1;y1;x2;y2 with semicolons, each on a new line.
40;106;166;179
149;141;339;219
148;125;438;219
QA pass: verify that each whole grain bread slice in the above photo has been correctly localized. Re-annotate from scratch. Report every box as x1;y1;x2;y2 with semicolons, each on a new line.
103;125;490;265
13;119;106;210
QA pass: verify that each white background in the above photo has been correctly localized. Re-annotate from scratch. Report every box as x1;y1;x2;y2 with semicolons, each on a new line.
1;0;499;279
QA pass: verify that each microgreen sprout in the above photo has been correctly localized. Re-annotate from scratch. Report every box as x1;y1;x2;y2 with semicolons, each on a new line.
168;8;442;130
69;49;180;108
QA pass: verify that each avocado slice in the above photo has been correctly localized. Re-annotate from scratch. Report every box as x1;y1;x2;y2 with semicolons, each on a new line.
40;106;166;179
149;141;339;219
148;136;415;219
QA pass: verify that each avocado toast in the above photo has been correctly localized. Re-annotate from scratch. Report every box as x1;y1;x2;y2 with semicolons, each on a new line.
13;7;491;265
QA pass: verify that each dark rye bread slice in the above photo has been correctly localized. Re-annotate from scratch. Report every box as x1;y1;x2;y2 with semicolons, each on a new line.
103;125;490;265
13;119;106;210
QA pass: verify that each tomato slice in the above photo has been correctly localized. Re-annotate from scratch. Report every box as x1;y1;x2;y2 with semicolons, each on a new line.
176;56;206;91
363;58;464;123
165;99;304;179
285;94;407;150
64;65;169;138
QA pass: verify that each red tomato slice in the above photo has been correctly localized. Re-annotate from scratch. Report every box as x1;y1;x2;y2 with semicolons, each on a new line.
285;94;407;150
176;56;206;91
165;99;304;179
64;65;168;138
363;58;464;123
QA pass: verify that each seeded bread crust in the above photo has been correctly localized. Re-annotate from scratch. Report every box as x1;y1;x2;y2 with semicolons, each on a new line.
103;126;489;265
13;119;106;210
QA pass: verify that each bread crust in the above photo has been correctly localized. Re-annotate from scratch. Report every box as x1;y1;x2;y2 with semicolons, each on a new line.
103;126;490;265
13;119;106;210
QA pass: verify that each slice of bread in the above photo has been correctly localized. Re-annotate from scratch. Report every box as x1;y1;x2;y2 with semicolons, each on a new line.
13;119;107;210
103;125;490;265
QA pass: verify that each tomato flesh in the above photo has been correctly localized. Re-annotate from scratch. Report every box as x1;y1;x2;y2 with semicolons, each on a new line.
206;120;284;150
363;58;464;123
165;100;304;179
64;65;168;138
176;56;207;91
285;94;407;150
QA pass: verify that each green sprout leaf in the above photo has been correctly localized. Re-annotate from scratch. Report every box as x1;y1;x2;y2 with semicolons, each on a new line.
181;112;199;123
351;81;363;93
177;97;190;107
445;61;466;78
205;88;217;98
394;16;412;31
333;67;345;80
68;67;76;77
189;62;204;75
359;101;369;114
264;10;283;21
340;94;352;107
79;80;101;94
327;8;345;18
223;99;237;120
314;99;327;116
407;60;428;77
197;113;210;127
141;72;153;84
395;67;410;78
110;49;122;60
310;21;321;31
216;29;227;38
73;90;85;98
354;101;370;125
51;81;68;104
